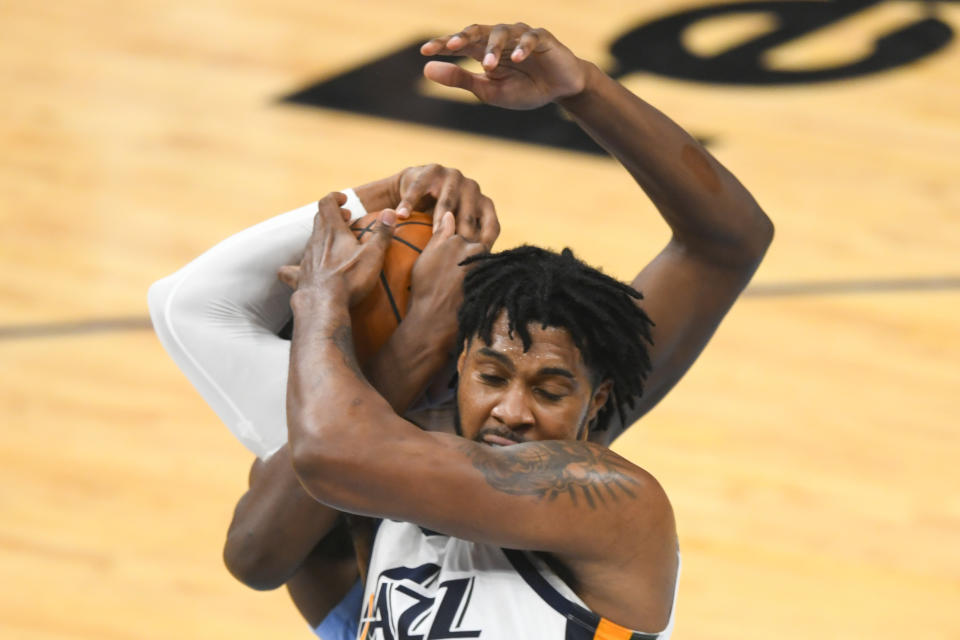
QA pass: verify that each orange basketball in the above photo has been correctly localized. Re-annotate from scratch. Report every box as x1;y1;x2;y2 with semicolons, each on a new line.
349;210;433;364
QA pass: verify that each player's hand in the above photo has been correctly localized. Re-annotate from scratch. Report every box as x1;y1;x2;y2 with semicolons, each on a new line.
296;192;395;306
408;211;486;347
395;164;500;249
421;23;588;111
277;264;301;289
279;198;357;289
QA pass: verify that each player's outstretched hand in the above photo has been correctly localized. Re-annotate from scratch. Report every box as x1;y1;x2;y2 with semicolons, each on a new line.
421;23;587;110
395;164;500;249
296;192;395;306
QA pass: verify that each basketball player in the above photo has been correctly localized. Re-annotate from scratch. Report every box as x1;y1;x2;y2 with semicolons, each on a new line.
220;165;501;637
150;162;498;637
150;20;773;638
284;21;772;638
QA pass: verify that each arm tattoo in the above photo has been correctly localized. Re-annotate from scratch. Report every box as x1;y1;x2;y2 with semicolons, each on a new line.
460;441;641;510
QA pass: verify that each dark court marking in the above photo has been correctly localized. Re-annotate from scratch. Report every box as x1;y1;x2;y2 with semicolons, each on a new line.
2;277;958;340
282;41;612;156
611;0;956;85
281;1;955;156
0;316;153;339
743;276;960;297
281;39;712;156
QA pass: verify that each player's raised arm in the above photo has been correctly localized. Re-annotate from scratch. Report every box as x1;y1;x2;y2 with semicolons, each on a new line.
423;24;774;439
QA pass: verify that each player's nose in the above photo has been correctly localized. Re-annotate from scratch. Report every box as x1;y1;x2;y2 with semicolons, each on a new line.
490;385;535;430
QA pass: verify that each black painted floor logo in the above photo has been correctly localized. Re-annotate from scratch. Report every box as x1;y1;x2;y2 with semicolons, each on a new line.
612;0;955;84
281;0;955;154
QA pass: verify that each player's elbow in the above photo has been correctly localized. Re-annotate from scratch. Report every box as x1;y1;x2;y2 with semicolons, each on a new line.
289;405;401;507
146;279;173;334
728;203;774;265
147;274;205;350
289;426;377;514
288;434;341;504
709;205;775;269
674;204;774;270
749;207;775;258
222;533;290;591
148;274;193;325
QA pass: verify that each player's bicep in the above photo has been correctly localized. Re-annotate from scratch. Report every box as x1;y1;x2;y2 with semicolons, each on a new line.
302;427;665;560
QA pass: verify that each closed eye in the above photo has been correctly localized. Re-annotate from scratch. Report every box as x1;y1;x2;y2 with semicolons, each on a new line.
535;388;564;402
479;373;507;386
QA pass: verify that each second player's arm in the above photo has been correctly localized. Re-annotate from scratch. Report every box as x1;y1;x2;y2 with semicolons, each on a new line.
558;63;774;430
422;23;774;439
222;303;451;589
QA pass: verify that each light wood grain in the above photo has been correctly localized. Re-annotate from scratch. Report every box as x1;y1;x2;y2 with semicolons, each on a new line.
2;1;958;638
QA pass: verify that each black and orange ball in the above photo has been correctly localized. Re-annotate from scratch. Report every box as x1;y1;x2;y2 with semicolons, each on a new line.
349;211;433;364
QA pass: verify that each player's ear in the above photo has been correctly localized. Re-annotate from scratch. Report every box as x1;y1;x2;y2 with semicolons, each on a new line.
587;380;613;424
456;339;469;375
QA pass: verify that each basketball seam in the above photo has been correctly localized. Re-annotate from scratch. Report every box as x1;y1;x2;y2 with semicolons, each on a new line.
353;219;378;239
379;271;402;324
351;222;426;254
354;221;430;233
390;236;424;254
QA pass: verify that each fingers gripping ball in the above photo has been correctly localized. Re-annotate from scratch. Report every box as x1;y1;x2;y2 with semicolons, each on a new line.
349;211;433;364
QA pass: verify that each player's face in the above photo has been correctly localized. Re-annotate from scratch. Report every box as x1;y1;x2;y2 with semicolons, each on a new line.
456;312;611;447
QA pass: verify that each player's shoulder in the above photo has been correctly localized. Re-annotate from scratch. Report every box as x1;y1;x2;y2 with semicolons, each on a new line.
566;442;676;549
626;463;675;535
527;439;674;530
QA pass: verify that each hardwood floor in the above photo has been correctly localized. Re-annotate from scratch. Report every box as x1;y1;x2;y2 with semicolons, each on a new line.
1;1;958;637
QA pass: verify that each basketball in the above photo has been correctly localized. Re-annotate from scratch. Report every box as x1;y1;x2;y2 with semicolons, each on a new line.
349;210;433;364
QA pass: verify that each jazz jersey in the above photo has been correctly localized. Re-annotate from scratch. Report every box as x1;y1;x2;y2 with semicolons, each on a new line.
357;520;678;640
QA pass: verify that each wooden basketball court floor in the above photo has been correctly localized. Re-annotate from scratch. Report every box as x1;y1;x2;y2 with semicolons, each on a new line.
1;1;958;638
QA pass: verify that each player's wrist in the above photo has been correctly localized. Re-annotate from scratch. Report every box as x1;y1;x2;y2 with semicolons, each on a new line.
290;276;349;313
556;60;603;109
388;313;455;393
403;301;458;351
353;175;398;214
339;187;368;223
388;169;405;207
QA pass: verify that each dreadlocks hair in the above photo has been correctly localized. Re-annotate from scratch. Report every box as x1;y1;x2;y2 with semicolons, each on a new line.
455;245;654;433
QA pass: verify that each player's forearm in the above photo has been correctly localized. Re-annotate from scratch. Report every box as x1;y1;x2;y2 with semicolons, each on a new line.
559;62;773;264
364;303;452;413
223;445;341;589
225;300;446;586
287;283;403;499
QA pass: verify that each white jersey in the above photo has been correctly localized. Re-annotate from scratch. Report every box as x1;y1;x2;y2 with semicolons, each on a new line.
358;520;678;640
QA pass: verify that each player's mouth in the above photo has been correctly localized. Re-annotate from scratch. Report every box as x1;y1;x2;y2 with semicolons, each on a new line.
477;428;524;447
483;434;520;447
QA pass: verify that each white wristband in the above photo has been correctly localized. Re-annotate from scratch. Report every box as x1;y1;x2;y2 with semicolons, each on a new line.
340;187;368;223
